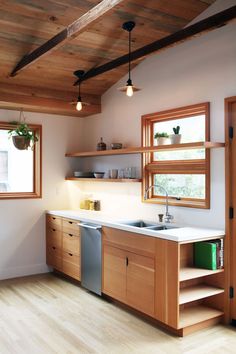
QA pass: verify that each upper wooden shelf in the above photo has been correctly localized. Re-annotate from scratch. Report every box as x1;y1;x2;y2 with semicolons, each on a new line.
65;142;225;157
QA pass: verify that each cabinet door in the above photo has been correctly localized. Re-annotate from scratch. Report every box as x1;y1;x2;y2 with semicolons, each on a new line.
126;252;155;317
103;244;127;303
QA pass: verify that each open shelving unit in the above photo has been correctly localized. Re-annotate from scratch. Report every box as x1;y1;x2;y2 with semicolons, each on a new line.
66;141;225;157
65;141;225;182
177;239;225;335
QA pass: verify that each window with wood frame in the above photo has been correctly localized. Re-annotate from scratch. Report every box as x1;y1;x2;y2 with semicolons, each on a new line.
142;103;210;209
0;122;42;199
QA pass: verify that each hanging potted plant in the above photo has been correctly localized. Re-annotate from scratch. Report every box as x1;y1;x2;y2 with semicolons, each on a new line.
8;121;38;150
170;126;181;144
154;132;169;145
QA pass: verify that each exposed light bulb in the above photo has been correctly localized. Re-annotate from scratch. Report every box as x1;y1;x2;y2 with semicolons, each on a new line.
126;84;134;97
76;98;82;111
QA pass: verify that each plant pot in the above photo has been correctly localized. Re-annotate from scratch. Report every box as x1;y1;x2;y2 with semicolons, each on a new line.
170;134;181;144
12;136;30;150
155;137;169;145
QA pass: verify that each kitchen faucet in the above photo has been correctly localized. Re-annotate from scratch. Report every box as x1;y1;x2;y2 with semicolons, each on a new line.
144;184;174;223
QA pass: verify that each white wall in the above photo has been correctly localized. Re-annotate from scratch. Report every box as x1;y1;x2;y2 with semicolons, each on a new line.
74;0;236;229
0;109;84;279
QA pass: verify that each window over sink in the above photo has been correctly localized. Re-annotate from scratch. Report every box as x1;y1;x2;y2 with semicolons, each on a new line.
0;122;42;199
142;102;210;208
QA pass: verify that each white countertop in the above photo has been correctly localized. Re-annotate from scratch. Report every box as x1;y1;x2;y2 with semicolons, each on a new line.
47;210;225;243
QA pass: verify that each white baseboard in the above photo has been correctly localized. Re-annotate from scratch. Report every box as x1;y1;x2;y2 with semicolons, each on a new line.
0;263;50;280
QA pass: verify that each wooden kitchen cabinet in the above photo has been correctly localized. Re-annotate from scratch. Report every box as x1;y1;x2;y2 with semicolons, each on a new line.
102;226;225;335
46;214;225;336
103;227;155;317
46;214;81;280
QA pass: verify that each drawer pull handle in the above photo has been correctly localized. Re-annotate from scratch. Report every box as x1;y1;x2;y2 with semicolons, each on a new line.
69;253;73;256
126;257;129;266
52;217;56;220
52;246;56;250
69;233;73;237
52;228;56;232
69;221;73;224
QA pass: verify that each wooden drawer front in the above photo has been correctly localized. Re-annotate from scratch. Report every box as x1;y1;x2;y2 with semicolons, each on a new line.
47;228;62;249
46;214;62;230
62;252;80;280
63;232;80;255
103;227;155;258
62;218;80;236
126;252;155;317
46;245;62;270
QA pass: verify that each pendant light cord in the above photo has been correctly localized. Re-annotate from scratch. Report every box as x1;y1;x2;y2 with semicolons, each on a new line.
128;30;131;81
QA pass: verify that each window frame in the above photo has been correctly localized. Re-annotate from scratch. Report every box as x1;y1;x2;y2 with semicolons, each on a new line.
142;102;210;209
0;121;42;199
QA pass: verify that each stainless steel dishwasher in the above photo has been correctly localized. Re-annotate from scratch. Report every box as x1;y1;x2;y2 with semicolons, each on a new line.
79;223;102;295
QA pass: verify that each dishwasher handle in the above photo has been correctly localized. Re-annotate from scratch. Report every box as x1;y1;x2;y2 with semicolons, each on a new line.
79;223;102;230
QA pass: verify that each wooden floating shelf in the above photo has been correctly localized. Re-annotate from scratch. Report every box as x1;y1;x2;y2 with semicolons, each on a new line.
180;267;224;282
65;141;225;157
65;178;142;182
179;284;224;305
179;305;224;329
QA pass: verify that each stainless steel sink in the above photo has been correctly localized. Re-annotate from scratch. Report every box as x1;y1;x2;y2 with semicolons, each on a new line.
120;220;177;230
146;225;177;230
122;220;156;228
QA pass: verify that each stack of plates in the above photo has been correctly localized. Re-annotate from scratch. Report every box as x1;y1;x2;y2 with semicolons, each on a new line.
74;171;94;178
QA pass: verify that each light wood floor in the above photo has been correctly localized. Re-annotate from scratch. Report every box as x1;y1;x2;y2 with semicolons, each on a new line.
0;273;235;354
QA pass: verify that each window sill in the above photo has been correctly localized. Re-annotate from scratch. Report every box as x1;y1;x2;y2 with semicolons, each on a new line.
142;197;209;209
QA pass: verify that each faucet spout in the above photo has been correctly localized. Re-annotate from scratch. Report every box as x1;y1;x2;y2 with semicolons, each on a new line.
144;184;174;223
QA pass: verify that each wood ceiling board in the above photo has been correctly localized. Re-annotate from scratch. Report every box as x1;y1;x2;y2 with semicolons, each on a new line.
0;91;101;117
10;0;127;76
0;0;216;115
0;83;100;104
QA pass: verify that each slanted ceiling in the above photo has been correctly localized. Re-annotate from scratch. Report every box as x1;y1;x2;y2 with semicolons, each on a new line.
0;0;216;117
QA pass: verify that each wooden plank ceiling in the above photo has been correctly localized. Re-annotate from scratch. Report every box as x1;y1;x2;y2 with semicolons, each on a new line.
0;0;216;117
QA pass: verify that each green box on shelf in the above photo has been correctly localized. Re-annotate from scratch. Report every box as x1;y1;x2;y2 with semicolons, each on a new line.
194;241;217;270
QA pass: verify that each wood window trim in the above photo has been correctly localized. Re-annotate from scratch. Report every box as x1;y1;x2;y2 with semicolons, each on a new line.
142;102;210;209
0;121;42;199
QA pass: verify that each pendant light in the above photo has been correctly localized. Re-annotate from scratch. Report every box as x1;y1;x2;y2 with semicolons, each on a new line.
118;21;141;97
72;70;90;111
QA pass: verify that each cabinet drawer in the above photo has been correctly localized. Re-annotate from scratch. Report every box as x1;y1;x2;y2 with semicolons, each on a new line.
62;252;80;280
47;228;62;249
103;227;155;258
46;214;62;230
62;218;80;236
46;245;62;270
63;232;80;255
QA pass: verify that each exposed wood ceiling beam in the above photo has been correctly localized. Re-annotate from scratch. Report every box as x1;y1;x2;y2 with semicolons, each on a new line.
74;5;236;85
10;0;125;77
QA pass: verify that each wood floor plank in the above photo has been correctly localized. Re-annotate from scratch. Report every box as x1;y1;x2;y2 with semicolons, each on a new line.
0;273;235;353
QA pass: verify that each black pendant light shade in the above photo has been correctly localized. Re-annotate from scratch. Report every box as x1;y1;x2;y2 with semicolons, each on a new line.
118;21;141;97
